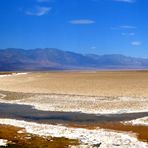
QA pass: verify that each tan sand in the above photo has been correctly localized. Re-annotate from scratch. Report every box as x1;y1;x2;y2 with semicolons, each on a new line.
0;71;148;97
0;71;147;147
0;71;147;114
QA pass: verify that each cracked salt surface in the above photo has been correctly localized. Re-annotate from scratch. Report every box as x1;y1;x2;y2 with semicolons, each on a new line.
0;94;147;115
0;139;7;146
0;119;147;148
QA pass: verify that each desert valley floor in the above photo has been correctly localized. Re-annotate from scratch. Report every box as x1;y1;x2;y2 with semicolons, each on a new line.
0;71;147;148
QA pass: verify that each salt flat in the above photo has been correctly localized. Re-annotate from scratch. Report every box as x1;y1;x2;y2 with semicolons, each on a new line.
0;71;148;97
0;71;147;147
0;118;147;148
0;71;148;113
0;93;147;114
0;139;7;146
124;117;148;126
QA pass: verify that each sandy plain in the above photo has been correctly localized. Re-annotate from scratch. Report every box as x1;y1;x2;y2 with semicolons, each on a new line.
0;71;148;114
0;71;148;97
0;71;147;147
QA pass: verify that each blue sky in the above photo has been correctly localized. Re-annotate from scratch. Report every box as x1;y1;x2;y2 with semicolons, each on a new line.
0;0;148;57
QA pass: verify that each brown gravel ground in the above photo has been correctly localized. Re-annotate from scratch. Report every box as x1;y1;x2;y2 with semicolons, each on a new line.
0;125;79;148
68;122;148;143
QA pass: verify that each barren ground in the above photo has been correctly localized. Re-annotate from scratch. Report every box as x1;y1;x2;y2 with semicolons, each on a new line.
0;71;148;97
0;71;147;147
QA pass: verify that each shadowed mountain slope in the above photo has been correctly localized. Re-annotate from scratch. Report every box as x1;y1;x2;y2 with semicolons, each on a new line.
0;48;148;71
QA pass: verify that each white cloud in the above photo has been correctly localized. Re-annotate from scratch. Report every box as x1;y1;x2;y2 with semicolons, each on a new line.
131;41;142;46
111;25;136;30
26;6;52;16
111;25;137;30
69;19;95;25
91;46;97;49
37;0;50;2
129;32;135;36
121;32;135;36
120;25;136;29
92;0;136;3
114;0;135;3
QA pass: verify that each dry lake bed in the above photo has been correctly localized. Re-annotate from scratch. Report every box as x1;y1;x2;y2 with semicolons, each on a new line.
0;71;147;147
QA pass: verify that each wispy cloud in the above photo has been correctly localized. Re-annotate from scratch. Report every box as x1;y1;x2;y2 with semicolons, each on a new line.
37;0;50;3
92;0;136;3
69;19;95;25
121;32;135;36
114;0;135;3
91;46;97;50
111;25;136;30
120;25;136;29
131;41;142;46
26;6;52;16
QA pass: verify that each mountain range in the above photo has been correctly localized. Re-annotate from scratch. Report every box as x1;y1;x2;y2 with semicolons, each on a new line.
0;48;148;71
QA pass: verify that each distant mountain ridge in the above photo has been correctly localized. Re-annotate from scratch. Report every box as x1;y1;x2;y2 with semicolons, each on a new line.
0;48;148;71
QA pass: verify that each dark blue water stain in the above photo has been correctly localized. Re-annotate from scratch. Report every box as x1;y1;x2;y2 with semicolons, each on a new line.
0;103;147;125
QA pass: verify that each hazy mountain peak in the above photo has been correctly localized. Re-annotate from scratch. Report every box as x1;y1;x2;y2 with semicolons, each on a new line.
0;48;148;71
